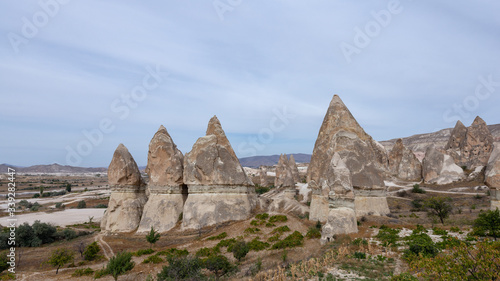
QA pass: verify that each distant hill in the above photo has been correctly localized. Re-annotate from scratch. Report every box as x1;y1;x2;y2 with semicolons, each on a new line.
380;124;500;152
1;163;107;174
238;153;311;168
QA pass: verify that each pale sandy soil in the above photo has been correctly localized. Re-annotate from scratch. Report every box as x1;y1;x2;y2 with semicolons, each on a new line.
0;208;105;227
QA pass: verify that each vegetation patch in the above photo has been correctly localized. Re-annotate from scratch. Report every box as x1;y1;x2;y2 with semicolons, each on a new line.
271;231;304;249
269;215;288;223
207;232;228;240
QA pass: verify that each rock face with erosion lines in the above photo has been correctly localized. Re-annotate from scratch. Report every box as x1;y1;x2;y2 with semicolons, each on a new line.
101;144;147;232
485;144;500;210
182;116;256;230
307;95;389;217
137;126;186;233
388;138;422;181
422;144;465;185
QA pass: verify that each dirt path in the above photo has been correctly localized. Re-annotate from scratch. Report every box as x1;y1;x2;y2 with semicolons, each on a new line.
95;233;114;260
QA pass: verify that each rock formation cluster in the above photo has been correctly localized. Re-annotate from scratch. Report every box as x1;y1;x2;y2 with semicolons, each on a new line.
388;139;422;181
102;116;256;233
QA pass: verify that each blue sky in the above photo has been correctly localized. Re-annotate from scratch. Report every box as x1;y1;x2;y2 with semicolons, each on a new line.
1;1;499;167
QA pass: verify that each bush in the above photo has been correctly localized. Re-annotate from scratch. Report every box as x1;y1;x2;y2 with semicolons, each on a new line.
411;184;426;194
269;215;288;223
271;225;291;234
255;213;269;220
62;228;77;240
32;220;56;244
72;267;94;277
0;251;9;274
353;251;366;259
133;248;154;257
391;272;419;281
376;225;401;247
94;204;107;208
195;247;220;257
244;227;260;234
203;254;235;279
217;238;237;250
142;255;164;264
271;231;304;249
93;268;109;279
77;200;86;209
432;227;448;236
265;222;276;227
250;219;264;226
247;238;269;251
157;256;203;281
471;208;500;240
66;183;72;192
107;252;134;281
207;232;227;240
306;227;321;239
47;248;74;274
55;202;65;209
17;223;41;247
267;233;281;242
231;241;249;261
403;232;439;261
352;238;368;246
83;241;101;261
156;248;189;258
33;193;40;198
255;186;270;194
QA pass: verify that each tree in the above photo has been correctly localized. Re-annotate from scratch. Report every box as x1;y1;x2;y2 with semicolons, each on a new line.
83;241;101;261
65;183;72;192
0;251;9;273
32;220;56;244
47;248;74;274
76;242;86;258
472;208;500;240
411;240;500;280
106;251;134;281
231;241;249;262
425;197;452;224
157;256;203;281
146;226;160;249
16;223;41;247
203;254;234;280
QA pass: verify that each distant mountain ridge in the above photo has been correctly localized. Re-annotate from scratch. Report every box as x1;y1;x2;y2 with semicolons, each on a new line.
238;153;311;168
1;163;106;174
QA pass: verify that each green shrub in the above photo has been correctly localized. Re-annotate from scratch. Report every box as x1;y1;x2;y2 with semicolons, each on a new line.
306;227;321;239
353;251;366;259
391;272;419;281
271;231;304;249
195;247;220;257
231;241;249;261
450;226;460;232
413;224;427;234
72;268;94;277
32;220;56;244
248;238;269;251
250;220;264;226
77;200;86;209
94;204;107;208
265;222;276;227
207;232;228;240
133;248;154;257
403;232;439;261
352;238;369;246
55;202;65;209
411;184;426;194
255;213;269;220
471;208;500;240
62;228;77;240
269;215;288;223
376;225;401;247
271;225;291;234
244;227;260;234
255;186;270;194
267;233;281;242
157;248;189;258
143;255;164;264
83;241;101;261
432;227;448;236
157;256;203;281
217;238;237;250
203;254;235;279
33;193;40;198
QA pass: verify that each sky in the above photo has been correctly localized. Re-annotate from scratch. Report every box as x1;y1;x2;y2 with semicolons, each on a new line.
1;0;499;167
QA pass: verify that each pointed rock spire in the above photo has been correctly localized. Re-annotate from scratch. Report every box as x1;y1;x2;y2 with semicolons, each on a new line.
388;139;422;181
288;154;300;183
145;125;184;187
461;116;494;168
108;143;144;187
445;120;467;150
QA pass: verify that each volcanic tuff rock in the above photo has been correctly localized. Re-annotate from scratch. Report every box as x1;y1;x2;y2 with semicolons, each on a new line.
388;139;422;181
259;166;269;187
445;121;468;150
289;154;300;183
307;95;387;192
182;116;256;229
137;126;186;233
459;116;494;169
101;144;147;232
307;95;389;217
486;144;500;210
275;154;295;188
320;208;358;244
422;145;465;185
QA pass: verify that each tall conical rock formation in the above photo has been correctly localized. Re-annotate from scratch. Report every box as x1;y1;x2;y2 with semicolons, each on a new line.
275;154;295;188
182;116;256;229
422;144;465;185
289;154;300;183
137;126;186;233
388;139;422;181
445;120;467;150
307;95;389;217
461;116;494;168
101;144;147;232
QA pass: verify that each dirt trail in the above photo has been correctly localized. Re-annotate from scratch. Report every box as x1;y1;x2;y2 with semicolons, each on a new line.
95;233;114;259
